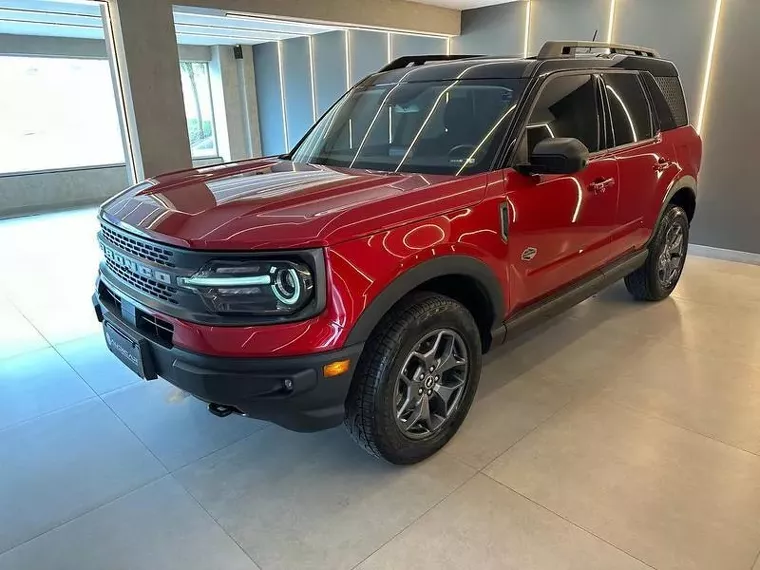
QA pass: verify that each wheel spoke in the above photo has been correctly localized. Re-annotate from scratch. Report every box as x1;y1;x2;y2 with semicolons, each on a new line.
433;379;464;412
669;232;684;255
404;394;431;432
436;337;467;374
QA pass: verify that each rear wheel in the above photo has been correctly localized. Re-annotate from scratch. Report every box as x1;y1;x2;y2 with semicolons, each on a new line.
344;292;481;464
625;204;689;301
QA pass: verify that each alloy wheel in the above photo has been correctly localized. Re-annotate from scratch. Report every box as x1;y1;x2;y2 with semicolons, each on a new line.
393;329;469;439
657;221;685;288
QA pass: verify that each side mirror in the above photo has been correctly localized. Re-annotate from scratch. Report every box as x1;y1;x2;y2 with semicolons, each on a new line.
517;137;590;176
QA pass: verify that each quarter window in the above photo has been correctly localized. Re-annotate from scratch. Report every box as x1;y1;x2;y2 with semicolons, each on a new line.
520;74;600;158
602;73;654;147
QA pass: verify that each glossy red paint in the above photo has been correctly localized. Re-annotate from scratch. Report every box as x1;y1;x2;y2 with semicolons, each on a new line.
100;126;700;358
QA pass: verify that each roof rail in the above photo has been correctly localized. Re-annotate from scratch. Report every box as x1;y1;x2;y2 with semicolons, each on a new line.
379;54;483;73
537;41;660;59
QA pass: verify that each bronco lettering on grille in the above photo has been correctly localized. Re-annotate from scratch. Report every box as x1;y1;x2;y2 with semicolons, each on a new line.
101;244;172;285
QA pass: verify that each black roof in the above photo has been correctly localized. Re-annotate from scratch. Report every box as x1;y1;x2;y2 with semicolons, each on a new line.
367;43;678;86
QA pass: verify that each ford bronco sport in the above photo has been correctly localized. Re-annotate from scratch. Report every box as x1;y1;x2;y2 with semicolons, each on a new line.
94;41;701;464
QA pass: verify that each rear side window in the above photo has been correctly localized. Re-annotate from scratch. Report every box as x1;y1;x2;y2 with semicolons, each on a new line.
651;75;689;128
521;74;600;156
602;73;654;147
641;73;677;131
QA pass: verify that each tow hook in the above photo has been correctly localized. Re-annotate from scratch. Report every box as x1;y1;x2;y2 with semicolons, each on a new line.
208;403;238;417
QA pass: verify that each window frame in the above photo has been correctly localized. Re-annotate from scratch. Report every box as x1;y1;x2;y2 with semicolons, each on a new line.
506;70;607;167
599;70;658;151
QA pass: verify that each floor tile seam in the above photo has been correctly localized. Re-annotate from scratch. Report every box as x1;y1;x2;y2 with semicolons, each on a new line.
347;468;480;570
168;472;264;570
0;395;101;435
0;472;168;558
480;471;659;570
599;395;760;459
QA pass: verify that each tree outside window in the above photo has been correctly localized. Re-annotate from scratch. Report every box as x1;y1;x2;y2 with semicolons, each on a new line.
179;62;217;158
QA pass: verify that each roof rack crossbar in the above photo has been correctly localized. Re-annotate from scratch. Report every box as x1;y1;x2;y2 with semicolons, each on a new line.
379;54;483;73
537;41;660;59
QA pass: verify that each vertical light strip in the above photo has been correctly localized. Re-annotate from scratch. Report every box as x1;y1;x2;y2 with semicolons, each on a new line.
345;29;351;91
607;0;616;42
387;33;392;63
523;0;532;58
696;0;723;134
276;40;290;150
308;35;317;122
446;37;451;56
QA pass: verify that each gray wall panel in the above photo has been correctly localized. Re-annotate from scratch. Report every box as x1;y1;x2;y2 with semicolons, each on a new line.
391;34;446;58
0;165;128;217
313;31;349;115
454;2;526;56
282;37;314;146
530;0;608;55
615;0;713;116
253;42;286;155
690;0;760;253
350;30;388;84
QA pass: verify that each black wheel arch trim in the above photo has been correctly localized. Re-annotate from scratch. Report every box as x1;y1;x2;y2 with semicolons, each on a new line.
648;175;697;246
344;255;505;346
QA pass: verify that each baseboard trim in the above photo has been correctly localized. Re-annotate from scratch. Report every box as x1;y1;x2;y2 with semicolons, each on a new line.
690;244;760;266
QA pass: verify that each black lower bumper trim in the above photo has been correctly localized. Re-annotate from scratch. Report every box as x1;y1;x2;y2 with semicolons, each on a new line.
94;292;363;432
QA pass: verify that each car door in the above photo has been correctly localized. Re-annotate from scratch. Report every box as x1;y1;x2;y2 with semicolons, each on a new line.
600;71;675;256
503;73;620;310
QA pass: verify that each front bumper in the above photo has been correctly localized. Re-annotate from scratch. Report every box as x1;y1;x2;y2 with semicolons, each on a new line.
93;284;363;432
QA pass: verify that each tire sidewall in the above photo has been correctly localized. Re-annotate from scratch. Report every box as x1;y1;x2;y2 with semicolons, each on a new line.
372;298;482;464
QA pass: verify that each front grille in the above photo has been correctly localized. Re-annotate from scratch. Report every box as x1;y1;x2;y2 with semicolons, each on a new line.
101;224;176;268
98;281;174;346
105;257;179;304
138;313;174;345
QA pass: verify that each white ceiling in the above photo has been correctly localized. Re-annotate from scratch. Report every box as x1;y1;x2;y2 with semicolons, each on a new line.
411;0;515;9
0;0;343;46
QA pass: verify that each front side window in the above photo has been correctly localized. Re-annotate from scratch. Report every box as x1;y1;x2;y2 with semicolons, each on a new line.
0;56;125;174
519;74;601;162
179;62;217;158
290;79;525;175
602;73;654;147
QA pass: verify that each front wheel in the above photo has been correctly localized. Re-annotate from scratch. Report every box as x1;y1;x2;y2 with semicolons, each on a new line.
344;292;482;464
625;203;689;301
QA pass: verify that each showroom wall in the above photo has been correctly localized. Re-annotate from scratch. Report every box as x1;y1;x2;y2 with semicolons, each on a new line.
253;30;446;155
452;0;758;255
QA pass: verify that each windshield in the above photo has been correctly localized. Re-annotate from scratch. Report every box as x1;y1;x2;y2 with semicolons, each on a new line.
289;78;526;175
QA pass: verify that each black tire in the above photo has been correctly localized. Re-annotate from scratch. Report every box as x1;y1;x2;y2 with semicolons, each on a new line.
344;292;482;465
625;204;689;301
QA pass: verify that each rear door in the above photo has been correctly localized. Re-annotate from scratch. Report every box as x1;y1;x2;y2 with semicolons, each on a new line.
504;73;620;309
600;71;676;255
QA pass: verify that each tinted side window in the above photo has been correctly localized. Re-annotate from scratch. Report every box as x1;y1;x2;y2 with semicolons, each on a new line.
522;74;600;156
603;73;654;147
641;73;677;131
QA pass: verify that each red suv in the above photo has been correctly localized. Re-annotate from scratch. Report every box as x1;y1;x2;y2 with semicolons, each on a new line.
94;41;701;464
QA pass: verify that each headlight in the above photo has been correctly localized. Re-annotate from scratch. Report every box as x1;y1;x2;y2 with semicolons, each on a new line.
178;260;314;316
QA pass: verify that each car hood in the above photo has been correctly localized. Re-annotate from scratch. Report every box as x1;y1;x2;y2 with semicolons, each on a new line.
99;159;488;250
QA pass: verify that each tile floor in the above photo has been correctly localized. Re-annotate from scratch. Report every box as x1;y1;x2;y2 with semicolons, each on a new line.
2;209;760;570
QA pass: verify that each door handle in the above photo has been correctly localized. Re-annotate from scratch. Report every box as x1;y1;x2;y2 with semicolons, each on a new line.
589;178;615;194
654;158;671;172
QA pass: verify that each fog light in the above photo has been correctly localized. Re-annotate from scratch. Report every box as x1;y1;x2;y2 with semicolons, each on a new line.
323;359;350;378
282;378;294;391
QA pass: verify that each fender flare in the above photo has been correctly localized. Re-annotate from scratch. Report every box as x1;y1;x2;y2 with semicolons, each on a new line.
345;255;505;346
647;175;697;246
